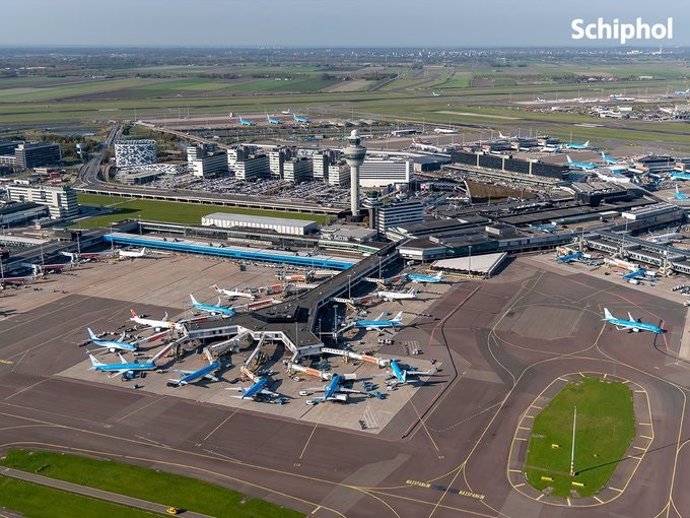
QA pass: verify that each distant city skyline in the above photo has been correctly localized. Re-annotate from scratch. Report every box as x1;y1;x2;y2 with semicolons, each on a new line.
1;0;687;48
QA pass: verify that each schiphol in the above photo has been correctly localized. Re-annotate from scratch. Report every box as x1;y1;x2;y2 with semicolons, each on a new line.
571;17;674;45
2;1;690;517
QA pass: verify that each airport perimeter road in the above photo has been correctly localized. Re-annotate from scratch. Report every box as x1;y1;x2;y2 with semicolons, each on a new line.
0;467;213;517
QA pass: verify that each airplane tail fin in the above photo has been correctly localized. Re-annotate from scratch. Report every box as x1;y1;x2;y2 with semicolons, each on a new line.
584;141;590;147
190;294;198;305
628;312;635;322
566;155;573;164
88;354;104;369
392;311;403;323
141;248;147;255
130;309;138;318
603;308;613;320
87;328;97;340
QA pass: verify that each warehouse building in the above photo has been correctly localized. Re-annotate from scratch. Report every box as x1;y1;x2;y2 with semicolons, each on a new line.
201;212;318;236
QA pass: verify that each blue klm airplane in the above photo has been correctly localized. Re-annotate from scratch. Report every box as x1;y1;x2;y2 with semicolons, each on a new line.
226;377;283;401
670;186;689;201
354;311;404;332
189;295;235;316
529;223;557;233
566;155;597;170
293;113;309;123
386;359;441;389
89;343;173;379
168;359;222;387
407;271;444;284
565;140;591;150
601;152;619;165
670;171;690;181
300;374;366;405
239;115;254;126
622;268;648;280
602;308;663;334
266;114;282;125
86;328;138;353
556;251;583;263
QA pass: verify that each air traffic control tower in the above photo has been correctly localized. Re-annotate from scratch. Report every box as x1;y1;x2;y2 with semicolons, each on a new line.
344;129;366;216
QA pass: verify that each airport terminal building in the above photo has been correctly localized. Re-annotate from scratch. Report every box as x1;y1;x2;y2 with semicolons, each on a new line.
201;212;318;236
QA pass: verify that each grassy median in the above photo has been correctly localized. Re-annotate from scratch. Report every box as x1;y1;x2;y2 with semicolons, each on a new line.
0;477;156;518
0;449;303;518
524;377;635;498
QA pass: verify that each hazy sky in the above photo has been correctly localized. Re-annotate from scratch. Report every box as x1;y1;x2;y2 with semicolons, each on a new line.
2;0;688;47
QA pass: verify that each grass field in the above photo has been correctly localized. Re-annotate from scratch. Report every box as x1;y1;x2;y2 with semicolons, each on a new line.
524;377;635;498
0;477;156;518
75;193;332;228
0;449;303;518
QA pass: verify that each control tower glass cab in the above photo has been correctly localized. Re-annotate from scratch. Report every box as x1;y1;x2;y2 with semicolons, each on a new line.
343;129;366;216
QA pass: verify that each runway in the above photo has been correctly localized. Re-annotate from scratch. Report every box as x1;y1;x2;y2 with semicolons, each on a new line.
0;258;689;517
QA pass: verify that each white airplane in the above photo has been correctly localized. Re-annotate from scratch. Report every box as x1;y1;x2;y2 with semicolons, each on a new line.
281;108;292;115
119;247;148;259
498;131;517;140
129;309;181;331
376;288;418;302
432;91;440;97
433;127;457;134
212;284;254;300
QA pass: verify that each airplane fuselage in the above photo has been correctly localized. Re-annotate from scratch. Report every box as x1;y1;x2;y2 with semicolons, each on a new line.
174;361;221;386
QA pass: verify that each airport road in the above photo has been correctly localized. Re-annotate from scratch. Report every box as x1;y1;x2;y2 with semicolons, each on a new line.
0;259;689;517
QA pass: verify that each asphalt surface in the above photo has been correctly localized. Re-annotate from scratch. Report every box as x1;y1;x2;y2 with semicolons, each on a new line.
0;258;689;517
1;467;211;517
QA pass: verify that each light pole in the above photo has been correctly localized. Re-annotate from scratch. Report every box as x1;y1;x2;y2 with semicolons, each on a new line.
569;405;577;477
348;275;351;299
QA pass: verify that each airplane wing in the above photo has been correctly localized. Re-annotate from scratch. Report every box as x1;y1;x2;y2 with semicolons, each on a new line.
204;374;220;382
108;368;131;378
338;387;366;394
118;353;128;364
